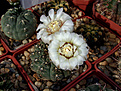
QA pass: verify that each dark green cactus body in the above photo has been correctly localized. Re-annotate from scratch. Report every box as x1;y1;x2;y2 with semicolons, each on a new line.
30;41;71;81
74;17;105;48
1;7;37;40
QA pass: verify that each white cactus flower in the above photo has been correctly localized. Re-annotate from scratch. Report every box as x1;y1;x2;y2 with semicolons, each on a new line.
36;8;74;44
48;32;89;70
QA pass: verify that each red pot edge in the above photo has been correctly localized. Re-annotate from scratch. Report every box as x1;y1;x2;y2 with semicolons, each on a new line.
0;55;35;91
0;39;8;58
1;38;39;54
72;0;96;6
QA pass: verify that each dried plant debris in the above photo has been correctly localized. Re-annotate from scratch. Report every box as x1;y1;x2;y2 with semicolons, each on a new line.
95;0;121;26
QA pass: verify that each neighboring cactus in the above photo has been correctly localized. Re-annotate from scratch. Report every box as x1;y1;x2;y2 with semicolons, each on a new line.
84;83;116;91
32;0;70;16
30;40;71;81
1;7;37;40
74;17;105;48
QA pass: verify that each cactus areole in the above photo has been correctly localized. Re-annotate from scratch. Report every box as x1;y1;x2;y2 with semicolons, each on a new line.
1;7;37;40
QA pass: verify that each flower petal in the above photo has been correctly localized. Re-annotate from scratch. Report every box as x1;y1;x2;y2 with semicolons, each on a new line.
40;15;50;25
41;32;52;44
60;25;73;32
36;29;45;39
63;19;74;26
69;57;78;70
49;9;54;21
60;12;71;23
59;59;70;70
36;24;46;31
55;8;63;20
76;55;85;65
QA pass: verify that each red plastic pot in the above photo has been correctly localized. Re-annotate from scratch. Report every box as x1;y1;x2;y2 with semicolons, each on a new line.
92;1;121;37
13;39;92;91
0;55;34;91
94;42;121;91
0;39;8;58
72;0;96;14
61;70;119;91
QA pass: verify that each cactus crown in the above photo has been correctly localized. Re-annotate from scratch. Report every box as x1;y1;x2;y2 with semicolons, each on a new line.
1;6;37;40
30;41;71;81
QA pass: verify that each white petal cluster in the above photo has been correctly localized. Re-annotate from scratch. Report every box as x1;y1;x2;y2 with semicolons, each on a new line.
36;8;74;44
48;32;89;70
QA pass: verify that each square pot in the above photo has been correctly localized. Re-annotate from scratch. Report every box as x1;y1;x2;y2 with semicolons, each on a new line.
94;42;121;91
13;39;92;91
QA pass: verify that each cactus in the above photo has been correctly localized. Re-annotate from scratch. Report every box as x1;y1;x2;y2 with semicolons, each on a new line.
74;17;105;48
30;40;71;81
1;7;37;40
32;0;70;16
84;83;117;91
32;0;83;19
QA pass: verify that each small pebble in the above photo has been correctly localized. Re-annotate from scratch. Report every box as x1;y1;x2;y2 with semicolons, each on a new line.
35;81;42;87
110;34;116;38
4;68;10;73
17;76;22;81
105;58;113;63
93;56;98;61
47;81;53;87
20;61;25;66
79;79;86;85
69;88;76;91
109;63;117;68
24;51;30;57
43;89;50;91
99;61;108;66
0;47;4;51
0;51;3;55
22;39;28;44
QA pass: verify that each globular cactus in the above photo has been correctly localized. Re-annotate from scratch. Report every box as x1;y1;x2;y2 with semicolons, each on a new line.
1;7;37;40
84;83;116;91
32;0;82;19
74;17;105;48
32;0;70;16
30;40;71;81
